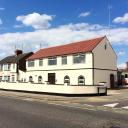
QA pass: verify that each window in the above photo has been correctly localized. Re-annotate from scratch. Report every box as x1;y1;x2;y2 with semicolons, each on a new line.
125;74;128;78
29;76;33;82
73;53;85;64
0;76;2;82
28;60;35;67
3;64;11;71
4;76;10;82
13;64;15;69
78;75;85;85
12;75;15;82
48;57;57;65
104;43;108;50
38;76;42;83
64;75;70;85
39;59;43;66
0;65;3;71
62;56;67;65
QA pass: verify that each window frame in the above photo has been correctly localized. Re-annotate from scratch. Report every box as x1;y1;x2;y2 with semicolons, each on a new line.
28;60;35;67
78;75;85;85
73;53;85;64
62;56;67;65
39;59;43;66
64;75;70;85
48;57;57;66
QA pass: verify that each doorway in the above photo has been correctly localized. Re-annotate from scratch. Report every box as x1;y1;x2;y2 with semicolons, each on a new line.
48;73;56;84
110;74;115;88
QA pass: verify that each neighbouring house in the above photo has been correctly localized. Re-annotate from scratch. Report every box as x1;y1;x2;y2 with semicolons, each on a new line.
26;36;117;88
118;62;128;85
0;50;33;82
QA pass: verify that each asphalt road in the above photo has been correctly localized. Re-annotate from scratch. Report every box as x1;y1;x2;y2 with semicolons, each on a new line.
0;96;127;128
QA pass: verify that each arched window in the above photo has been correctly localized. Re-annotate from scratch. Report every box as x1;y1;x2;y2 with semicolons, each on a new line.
38;76;42;83
78;75;85;85
29;76;33;82
64;75;70;85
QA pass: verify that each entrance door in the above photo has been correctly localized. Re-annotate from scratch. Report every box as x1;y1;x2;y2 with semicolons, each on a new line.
110;74;115;88
48;73;56;84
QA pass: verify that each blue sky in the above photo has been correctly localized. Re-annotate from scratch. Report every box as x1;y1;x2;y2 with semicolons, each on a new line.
0;0;128;68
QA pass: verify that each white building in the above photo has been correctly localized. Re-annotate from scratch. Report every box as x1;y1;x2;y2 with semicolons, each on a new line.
25;36;117;88
0;50;33;82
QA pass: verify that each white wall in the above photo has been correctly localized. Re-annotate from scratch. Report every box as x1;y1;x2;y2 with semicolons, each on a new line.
0;82;107;95
26;53;93;71
25;69;93;85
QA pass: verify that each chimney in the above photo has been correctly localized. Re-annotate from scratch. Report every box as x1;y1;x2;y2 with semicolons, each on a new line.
15;49;23;56
126;62;128;70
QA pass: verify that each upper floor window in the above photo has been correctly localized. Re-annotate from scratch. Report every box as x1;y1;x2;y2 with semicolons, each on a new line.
3;64;11;71
28;60;35;67
48;57;57;65
73;53;85;64
62;56;67;65
13;63;15;69
39;59;43;66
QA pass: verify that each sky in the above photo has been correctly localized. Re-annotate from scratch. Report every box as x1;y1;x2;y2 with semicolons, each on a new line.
0;0;128;68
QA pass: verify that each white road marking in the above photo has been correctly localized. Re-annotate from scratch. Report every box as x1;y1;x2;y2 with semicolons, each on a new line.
122;106;128;109
103;103;119;107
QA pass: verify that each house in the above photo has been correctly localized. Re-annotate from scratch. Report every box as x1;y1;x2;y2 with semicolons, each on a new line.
118;62;128;85
0;50;33;82
26;36;117;88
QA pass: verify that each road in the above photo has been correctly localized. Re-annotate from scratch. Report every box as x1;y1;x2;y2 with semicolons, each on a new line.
0;96;127;128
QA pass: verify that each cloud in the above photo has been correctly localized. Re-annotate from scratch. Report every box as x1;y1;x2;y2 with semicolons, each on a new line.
0;19;2;25
0;7;5;11
79;11;90;17
1;22;128;60
16;12;53;29
113;13;128;24
118;63;126;69
118;49;126;56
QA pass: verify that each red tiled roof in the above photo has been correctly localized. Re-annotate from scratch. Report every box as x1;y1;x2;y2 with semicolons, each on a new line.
28;36;105;60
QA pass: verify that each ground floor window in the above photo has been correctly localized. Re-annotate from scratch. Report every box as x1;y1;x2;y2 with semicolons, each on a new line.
125;74;128;78
78;75;85;85
4;76;10;82
12;75;15;82
38;76;42;83
64;75;70;85
29;76;33;82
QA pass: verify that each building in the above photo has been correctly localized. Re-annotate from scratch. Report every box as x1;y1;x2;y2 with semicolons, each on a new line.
26;36;117;88
118;62;128;85
0;50;33;82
